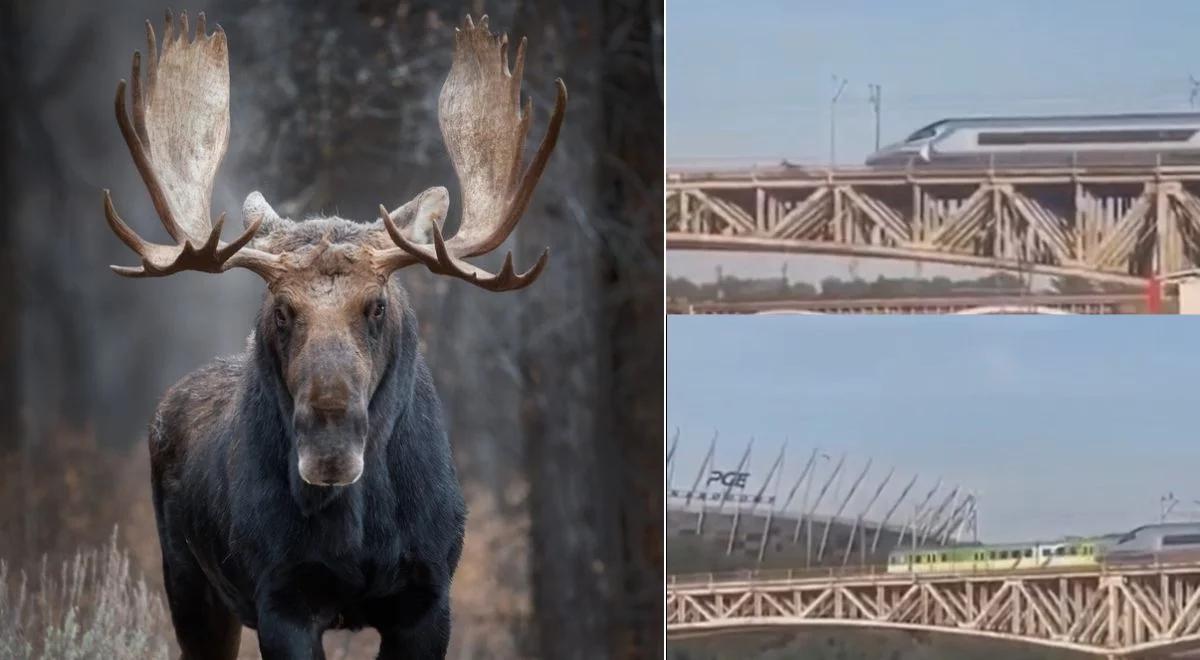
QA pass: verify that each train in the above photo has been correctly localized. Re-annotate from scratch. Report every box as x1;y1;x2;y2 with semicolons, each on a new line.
865;113;1200;168
886;522;1200;574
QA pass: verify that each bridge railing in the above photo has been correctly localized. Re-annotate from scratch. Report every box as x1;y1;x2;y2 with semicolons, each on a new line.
668;565;894;586
668;558;1200;588
667;152;1200;183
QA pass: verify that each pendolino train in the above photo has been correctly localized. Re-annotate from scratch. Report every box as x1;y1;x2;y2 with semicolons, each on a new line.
865;113;1200;168
887;522;1200;574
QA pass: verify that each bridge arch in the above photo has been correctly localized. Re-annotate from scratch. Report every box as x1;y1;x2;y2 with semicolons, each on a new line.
953;305;1075;315
668;618;1200;658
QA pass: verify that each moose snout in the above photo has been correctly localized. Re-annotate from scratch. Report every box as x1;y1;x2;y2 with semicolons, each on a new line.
293;382;368;487
296;448;365;487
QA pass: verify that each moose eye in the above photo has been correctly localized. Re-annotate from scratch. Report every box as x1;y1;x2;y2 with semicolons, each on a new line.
369;299;387;320
273;306;290;329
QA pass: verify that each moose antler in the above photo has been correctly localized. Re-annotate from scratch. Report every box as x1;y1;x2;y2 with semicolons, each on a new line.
377;15;566;291
103;10;282;280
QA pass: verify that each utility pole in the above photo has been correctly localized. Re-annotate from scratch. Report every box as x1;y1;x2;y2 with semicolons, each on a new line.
829;75;849;166
868;83;882;151
1162;492;1179;522
1191;75;1200;109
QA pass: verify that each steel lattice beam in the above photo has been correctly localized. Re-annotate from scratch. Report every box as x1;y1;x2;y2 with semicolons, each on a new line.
666;166;1200;282
668;565;1200;656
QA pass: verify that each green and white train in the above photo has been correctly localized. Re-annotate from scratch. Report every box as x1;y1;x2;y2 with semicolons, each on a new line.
886;523;1200;574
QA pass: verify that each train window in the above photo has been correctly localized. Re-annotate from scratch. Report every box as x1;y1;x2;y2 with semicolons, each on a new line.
977;128;1197;146
1042;548;1051;557
1067;546;1078;556
914;555;922;564
1024;549;1033;558
940;553;948;562
1055;547;1065;556
988;551;996;560
1163;534;1200;546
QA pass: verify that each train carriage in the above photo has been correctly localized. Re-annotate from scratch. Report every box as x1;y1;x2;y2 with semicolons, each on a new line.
886;523;1200;575
866;113;1200;169
887;539;1100;574
1102;522;1200;565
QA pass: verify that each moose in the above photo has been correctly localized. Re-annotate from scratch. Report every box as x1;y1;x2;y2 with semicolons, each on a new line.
101;11;564;659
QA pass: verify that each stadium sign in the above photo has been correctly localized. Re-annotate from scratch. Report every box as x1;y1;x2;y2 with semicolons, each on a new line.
706;470;750;488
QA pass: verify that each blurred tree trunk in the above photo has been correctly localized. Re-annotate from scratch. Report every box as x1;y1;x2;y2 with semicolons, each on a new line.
0;1;21;449
0;0;95;447
596;1;664;655
515;0;663;657
510;1;610;656
0;0;103;563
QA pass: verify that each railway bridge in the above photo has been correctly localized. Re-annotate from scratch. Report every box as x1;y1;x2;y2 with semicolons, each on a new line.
667;564;1200;658
666;164;1200;285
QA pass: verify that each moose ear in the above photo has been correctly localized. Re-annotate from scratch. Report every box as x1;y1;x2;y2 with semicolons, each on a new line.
242;191;287;234
387;187;449;244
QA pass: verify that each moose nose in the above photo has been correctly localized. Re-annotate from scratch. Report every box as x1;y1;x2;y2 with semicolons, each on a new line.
293;376;368;439
306;378;353;417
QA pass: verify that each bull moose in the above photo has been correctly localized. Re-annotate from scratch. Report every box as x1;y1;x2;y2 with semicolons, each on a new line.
101;10;564;659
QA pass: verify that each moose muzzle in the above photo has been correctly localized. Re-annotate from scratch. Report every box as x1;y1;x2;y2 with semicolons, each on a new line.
292;370;369;487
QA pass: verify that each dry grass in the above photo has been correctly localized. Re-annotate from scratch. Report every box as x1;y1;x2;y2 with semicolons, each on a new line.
0;529;172;660
0;435;534;659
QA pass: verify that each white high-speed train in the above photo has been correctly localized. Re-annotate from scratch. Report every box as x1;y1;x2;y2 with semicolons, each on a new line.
866;113;1200;168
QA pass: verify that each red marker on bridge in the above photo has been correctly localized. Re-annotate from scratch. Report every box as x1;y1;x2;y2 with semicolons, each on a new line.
1147;276;1162;314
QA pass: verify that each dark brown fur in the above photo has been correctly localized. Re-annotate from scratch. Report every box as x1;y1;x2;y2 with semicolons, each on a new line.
149;216;466;660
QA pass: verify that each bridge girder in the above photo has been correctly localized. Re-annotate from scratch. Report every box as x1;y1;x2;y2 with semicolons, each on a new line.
666;167;1200;281
667;566;1200;657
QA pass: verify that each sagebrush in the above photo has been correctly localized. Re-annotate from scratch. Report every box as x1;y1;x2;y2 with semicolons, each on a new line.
0;530;171;660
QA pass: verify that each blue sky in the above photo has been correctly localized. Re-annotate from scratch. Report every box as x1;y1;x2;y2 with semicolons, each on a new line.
668;315;1200;542
668;0;1200;167
667;0;1200;282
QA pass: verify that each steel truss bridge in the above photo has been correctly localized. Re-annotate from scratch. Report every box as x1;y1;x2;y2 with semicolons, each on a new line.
667;293;1148;315
666;165;1200;284
668;564;1200;658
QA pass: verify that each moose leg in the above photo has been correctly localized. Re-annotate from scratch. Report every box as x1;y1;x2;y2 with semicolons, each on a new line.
161;555;241;660
255;620;325;660
255;594;327;660
376;602;451;660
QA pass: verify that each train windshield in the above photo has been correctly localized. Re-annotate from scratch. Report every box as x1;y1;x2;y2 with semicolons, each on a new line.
906;121;945;142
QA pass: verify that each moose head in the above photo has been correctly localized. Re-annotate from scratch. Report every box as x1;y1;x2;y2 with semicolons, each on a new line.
102;11;565;486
